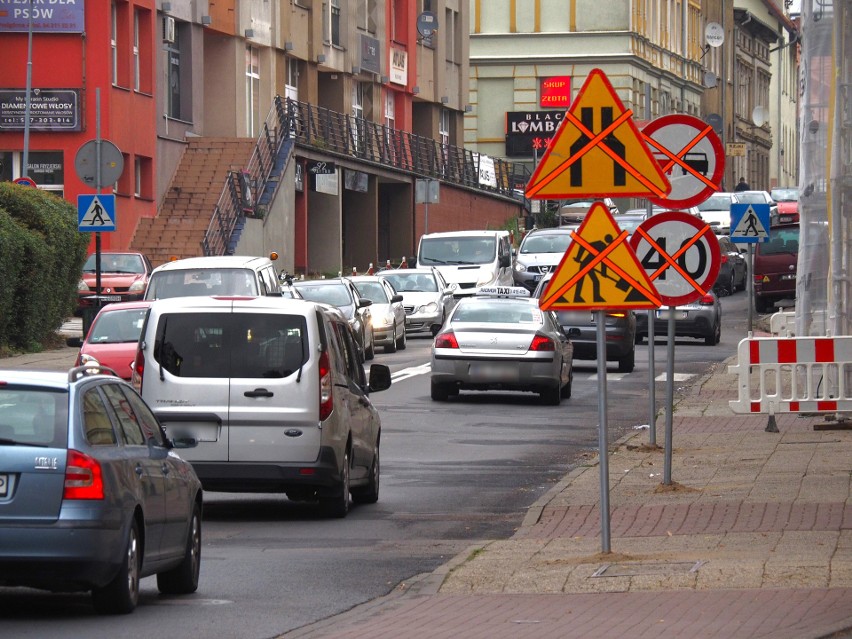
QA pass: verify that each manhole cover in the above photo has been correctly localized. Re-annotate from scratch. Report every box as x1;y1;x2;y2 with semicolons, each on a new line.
591;560;705;577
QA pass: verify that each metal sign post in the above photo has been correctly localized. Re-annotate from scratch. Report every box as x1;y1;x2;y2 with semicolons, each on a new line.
596;313;611;552
747;244;754;333
664;310;676;484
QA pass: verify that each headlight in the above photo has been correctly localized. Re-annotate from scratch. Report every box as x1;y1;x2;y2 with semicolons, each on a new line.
128;280;146;292
78;279;90;292
419;302;439;314
514;263;527;272
80;353;100;366
378;313;394;327
476;267;496;286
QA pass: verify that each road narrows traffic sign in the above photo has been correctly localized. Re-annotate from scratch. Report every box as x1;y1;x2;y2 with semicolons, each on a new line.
641;114;725;210
525;69;671;200
538;202;661;311
629;212;721;306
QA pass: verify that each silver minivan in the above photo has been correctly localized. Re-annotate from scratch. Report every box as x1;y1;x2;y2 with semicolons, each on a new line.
132;296;391;517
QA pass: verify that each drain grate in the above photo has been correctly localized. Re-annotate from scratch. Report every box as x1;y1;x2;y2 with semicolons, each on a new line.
591;560;705;578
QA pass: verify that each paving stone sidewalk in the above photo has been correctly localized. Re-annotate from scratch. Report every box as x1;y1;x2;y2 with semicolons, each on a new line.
282;357;852;639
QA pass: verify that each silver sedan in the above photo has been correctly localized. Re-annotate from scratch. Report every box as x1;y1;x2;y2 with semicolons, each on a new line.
430;287;574;404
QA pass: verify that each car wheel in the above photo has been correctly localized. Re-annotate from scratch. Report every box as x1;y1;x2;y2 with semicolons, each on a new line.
322;448;350;518
617;347;635;373
755;296;772;314
431;380;450;401
157;502;201;595
385;328;397;353
352;442;380;504
540;385;561;405
396;326;407;350
705;319;721;346
560;369;572;399
92;519;140;614
364;330;375;360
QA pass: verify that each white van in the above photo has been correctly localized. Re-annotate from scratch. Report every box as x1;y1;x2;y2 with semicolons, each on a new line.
416;230;513;297
131;296;391;517
144;255;283;300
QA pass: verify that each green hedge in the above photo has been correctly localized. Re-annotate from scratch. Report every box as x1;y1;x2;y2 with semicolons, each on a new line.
0;183;89;352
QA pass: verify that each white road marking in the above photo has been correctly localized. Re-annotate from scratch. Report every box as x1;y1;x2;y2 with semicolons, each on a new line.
391;363;432;382
585;372;630;381
654;373;695;382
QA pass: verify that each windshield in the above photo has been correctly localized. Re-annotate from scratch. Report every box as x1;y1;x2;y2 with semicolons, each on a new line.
757;227;799;255
697;195;733;211
145;268;258;299
419;236;497;265
736;192;768;204
353;282;389;304
520;234;572;254
83;253;145;274
770;189;798;202
88;308;148;344
382;273;438;292
294;283;353;307
614;217;646;233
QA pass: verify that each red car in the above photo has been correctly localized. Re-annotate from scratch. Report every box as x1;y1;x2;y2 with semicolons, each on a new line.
74;301;152;379
76;251;153;315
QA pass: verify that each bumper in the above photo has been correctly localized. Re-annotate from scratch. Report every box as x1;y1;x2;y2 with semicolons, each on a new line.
513;272;546;292
431;355;561;392
405;312;442;334
190;446;343;495
371;326;395;346
563;327;634;360
75;292;144;315
636;309;716;339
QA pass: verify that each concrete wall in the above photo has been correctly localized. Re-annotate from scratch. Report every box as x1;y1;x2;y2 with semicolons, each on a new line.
307;187;342;276
343;177;378;273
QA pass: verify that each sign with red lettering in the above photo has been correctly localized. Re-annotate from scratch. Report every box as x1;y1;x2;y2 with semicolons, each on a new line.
539;76;572;108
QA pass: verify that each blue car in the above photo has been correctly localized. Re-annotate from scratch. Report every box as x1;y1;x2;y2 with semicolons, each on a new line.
0;366;202;614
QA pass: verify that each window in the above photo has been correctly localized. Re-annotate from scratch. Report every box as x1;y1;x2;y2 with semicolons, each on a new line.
102;384;146;446
2;151;66;198
121;386;167;447
83;388;118;446
384;91;395;129
246;46;261;136
133;155;152;199
323;0;341;45
165;24;182;119
285;57;298;101
357;0;375;33
134;156;142;196
439;108;450;146
351;81;364;152
111;3;118;84
445;8;460;63
112;0;130;87
133;10;140;91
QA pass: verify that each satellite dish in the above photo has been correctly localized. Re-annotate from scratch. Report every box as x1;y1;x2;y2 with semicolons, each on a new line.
705;22;725;48
706;113;724;134
416;11;438;38
703;72;718;88
752;106;767;127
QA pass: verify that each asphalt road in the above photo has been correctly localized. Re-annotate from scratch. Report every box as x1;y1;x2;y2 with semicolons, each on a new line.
0;291;753;637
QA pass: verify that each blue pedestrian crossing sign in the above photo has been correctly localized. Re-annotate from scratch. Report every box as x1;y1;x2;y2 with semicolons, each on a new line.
78;194;116;232
729;203;770;243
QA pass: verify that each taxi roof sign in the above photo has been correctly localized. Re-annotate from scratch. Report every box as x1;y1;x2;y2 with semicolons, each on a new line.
525;69;671;200
538;202;661;311
476;286;530;298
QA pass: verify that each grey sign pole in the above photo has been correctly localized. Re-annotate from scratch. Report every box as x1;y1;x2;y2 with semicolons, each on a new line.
747;243;754;333
645;202;657;447
596;312;611;553
95;89;103;310
663;310;676;485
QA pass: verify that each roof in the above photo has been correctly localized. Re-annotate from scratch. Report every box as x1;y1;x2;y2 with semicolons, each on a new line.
420;230;509;239
151;255;273;272
0;370;70;389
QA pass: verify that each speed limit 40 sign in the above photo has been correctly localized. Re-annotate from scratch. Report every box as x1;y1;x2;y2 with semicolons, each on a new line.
629;211;721;306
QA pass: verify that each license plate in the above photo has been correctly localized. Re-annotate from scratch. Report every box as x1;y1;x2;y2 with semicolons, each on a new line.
0;474;8;497
781;274;796;281
657;310;687;320
469;362;519;382
100;295;122;302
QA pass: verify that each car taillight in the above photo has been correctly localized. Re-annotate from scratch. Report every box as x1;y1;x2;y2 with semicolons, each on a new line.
720;254;729;264
132;346;144;391
529;333;555;351
435;331;459;349
64;450;104;500
698;294;715;306
318;350;333;421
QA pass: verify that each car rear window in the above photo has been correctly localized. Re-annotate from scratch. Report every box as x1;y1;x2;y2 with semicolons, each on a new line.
154;313;308;379
0;386;69;448
294;283;353;306
757;226;799;256
145;268;258;299
452;300;541;324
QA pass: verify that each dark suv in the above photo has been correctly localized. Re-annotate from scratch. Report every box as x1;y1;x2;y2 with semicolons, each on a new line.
533;272;636;372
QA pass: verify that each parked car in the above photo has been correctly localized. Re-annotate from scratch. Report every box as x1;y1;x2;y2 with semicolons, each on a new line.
72;301;152;379
292;277;375;359
132;296;391;518
379;267;455;335
712;235;748;296
635;291;722;345
513;227;574;292
430;286;573;404
76;251;153;316
696;192;739;234
350;275;407;353
753;223;799;313
769;187;800;225
144;255;283;300
533;272;637;372
0;366;202;614
736;190;779;223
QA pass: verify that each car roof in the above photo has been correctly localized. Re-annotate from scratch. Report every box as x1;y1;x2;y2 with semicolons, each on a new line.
86;250;147;256
524;227;574;235
151;255;274;272
94;300;153;312
381;268;435;275
420;230;508;238
349;275;384;282
0;370;70;389
148;296;315;313
293;278;349;286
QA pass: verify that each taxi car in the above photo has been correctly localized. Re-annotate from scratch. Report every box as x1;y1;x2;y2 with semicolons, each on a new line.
0;366;202;614
430;287;573;404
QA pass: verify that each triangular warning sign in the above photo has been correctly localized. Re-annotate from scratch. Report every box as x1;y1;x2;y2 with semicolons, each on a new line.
525;69;671;200
80;195;115;227
538;203;661;311
730;204;769;239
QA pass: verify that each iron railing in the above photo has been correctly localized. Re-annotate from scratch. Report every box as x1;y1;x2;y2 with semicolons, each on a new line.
202;97;531;256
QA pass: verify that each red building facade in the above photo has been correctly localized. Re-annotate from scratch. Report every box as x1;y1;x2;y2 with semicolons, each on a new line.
0;0;157;250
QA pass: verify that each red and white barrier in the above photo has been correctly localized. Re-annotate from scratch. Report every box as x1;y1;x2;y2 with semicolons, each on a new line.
729;336;852;414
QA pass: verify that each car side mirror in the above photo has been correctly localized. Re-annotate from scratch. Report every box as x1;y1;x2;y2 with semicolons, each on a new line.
368;364;392;392
499;254;511;268
359;298;373;307
391;294;403;303
66;336;83;348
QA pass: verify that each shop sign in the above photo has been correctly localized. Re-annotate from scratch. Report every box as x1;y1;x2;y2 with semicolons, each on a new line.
360;34;381;75
539;76;572;108
505;111;564;157
0;88;81;131
0;0;85;32
390;48;407;86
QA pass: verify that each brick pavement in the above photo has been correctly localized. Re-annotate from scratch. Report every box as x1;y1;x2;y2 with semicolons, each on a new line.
281;357;852;639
